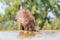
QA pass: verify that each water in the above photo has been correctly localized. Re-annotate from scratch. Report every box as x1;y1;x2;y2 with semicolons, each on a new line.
0;31;60;40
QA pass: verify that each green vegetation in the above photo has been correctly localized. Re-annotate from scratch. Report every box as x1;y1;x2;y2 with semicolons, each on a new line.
0;0;60;30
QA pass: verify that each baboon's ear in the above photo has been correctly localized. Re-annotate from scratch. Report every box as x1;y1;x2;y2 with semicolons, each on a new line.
18;3;23;10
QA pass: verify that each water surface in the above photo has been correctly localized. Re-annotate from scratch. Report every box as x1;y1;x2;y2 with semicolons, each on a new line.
0;31;60;40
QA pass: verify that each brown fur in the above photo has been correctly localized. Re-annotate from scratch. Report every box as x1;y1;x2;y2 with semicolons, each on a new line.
15;4;36;31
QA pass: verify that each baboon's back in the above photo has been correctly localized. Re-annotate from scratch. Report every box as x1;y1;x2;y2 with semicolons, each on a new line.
16;8;36;31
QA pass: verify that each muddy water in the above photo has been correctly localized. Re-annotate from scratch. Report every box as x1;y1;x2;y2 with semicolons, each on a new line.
0;31;60;40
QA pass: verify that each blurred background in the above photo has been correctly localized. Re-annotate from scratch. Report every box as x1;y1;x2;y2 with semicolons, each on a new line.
0;0;60;30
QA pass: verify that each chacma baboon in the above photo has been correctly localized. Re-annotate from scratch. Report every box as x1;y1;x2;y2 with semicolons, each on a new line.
15;3;36;31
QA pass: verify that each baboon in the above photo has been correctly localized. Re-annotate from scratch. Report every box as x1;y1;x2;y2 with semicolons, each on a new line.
15;3;36;31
